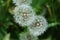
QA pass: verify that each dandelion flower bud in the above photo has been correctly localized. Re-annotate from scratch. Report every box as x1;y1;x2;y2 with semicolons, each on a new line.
19;32;38;40
13;4;36;26
28;16;48;36
12;0;32;6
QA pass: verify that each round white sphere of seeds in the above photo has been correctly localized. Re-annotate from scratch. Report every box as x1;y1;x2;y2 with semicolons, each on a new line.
13;4;36;26
28;16;48;36
19;32;38;40
12;0;32;6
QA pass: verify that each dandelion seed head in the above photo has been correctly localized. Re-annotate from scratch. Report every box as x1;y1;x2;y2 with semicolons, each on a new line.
12;0;32;6
13;4;36;26
28;16;48;36
19;32;38;40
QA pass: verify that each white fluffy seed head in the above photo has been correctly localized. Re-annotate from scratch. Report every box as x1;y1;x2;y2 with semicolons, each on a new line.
19;32;38;40
12;0;32;6
28;15;48;36
13;4;36;26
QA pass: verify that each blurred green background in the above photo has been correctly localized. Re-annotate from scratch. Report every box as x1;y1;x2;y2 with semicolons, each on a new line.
0;0;60;40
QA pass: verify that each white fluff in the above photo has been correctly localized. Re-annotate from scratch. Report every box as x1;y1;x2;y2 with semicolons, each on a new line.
19;32;38;40
28;15;48;36
13;4;36;26
12;0;32;6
